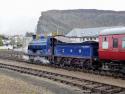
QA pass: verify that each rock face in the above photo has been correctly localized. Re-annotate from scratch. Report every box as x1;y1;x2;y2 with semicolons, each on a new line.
36;9;125;34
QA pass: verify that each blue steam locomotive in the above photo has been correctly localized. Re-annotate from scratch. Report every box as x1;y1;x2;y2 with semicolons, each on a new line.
28;35;99;69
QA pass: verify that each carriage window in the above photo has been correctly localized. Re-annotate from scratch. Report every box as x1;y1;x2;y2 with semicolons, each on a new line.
113;38;118;48
102;37;108;49
122;38;125;48
103;37;107;41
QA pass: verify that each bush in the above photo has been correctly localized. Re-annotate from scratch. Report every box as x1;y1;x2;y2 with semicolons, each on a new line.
0;37;3;46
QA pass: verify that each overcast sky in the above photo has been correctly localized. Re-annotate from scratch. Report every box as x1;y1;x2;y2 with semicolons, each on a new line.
0;0;125;35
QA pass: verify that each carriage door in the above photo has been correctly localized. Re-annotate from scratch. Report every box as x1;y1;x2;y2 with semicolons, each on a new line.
112;35;119;59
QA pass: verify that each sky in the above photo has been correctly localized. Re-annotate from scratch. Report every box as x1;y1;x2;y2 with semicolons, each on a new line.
0;0;125;35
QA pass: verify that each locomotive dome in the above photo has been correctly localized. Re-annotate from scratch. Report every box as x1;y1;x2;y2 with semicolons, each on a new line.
100;27;125;35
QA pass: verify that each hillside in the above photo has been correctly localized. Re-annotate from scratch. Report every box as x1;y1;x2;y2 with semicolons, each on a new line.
36;9;125;34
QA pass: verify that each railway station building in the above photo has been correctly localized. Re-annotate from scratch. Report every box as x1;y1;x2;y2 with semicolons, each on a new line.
66;26;122;42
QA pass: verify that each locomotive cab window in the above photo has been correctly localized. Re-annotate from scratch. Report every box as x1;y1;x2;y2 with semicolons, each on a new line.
122;38;125;48
102;36;108;49
113;38;118;48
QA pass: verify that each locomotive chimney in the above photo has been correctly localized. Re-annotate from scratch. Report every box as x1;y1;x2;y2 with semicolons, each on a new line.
32;34;36;40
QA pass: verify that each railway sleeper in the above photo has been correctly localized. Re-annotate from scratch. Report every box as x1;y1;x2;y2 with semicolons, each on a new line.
0;63;125;94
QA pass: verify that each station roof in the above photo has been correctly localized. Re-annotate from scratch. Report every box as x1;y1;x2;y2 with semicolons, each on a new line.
66;26;123;37
54;36;80;43
100;27;125;35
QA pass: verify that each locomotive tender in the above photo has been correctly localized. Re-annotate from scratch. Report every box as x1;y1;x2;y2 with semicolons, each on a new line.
28;27;125;72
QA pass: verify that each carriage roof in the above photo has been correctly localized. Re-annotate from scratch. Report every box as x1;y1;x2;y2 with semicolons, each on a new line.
100;27;125;35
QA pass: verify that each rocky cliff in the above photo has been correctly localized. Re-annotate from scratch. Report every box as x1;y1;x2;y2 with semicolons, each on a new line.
37;9;125;34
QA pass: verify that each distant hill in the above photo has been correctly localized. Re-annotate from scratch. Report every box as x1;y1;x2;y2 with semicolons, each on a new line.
36;9;125;34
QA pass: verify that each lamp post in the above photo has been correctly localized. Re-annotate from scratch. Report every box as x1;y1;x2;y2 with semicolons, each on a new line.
51;23;61;35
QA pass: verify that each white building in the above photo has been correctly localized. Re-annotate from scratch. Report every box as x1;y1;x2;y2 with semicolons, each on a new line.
66;26;123;42
0;36;13;50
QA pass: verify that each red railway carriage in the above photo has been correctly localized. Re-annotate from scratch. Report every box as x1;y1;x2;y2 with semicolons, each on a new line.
99;27;125;62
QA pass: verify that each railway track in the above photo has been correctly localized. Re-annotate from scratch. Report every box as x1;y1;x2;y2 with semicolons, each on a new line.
0;50;125;80
0;63;125;94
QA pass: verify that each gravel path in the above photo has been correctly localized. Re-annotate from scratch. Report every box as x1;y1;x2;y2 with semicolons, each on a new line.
0;59;125;88
0;68;84;94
